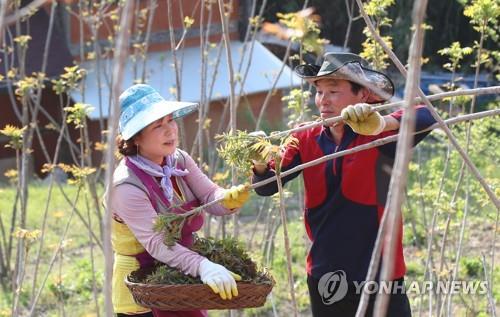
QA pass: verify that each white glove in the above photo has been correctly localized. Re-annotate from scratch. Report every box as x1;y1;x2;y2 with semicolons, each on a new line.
198;258;242;300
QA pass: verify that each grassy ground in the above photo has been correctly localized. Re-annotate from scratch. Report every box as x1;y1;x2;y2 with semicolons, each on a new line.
0;170;498;316
0;183;105;316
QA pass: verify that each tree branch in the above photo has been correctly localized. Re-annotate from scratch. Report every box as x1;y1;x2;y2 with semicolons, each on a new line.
373;0;427;314
180;109;499;218
102;1;135;315
354;0;499;210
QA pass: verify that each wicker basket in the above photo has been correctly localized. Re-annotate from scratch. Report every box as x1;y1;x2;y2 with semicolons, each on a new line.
125;266;274;311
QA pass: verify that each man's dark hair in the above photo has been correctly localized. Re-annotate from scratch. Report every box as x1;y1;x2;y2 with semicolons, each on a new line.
349;81;365;95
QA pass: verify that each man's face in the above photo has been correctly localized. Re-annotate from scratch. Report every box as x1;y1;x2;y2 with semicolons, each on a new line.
314;79;367;119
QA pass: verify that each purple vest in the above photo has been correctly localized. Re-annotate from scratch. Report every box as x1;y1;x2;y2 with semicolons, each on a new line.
125;157;207;317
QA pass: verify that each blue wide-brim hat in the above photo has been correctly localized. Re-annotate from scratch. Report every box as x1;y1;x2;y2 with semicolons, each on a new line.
118;84;199;140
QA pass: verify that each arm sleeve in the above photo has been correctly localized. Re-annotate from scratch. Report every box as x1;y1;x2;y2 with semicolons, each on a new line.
180;151;233;216
252;139;302;196
379;105;436;157
111;184;205;277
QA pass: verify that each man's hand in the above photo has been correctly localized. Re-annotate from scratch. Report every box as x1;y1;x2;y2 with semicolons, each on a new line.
341;103;386;135
249;131;269;172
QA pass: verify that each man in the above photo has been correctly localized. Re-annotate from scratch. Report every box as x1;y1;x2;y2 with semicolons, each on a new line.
251;52;435;316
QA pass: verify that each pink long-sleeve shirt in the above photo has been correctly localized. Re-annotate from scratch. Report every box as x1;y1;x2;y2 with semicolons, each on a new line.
110;150;232;276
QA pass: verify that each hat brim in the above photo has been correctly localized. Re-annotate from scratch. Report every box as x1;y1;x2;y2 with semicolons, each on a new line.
121;100;198;140
295;62;394;104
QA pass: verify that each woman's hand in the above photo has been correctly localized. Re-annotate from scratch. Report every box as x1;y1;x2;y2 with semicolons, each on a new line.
198;259;242;300
221;184;250;210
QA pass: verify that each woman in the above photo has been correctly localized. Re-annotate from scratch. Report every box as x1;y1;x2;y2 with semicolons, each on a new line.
109;84;249;317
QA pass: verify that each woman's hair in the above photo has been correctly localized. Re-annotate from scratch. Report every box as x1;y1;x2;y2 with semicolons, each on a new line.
116;135;138;156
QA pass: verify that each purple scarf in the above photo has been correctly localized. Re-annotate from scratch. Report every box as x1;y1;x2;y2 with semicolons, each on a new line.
128;153;189;202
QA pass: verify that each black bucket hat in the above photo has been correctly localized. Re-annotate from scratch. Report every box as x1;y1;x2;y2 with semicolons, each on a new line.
294;52;395;103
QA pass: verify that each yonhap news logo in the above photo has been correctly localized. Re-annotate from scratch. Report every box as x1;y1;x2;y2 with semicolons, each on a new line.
318;270;488;306
317;270;349;305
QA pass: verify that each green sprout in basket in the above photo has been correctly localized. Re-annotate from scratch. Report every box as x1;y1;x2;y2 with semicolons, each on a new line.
134;236;273;286
153;212;187;247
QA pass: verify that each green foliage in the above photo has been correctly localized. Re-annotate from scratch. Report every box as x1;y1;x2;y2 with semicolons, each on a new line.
405;261;425;277
438;41;474;73
144;264;199;284
13;35;32;49
461;256;483;278
364;0;395;19
407;107;499;216
268;220;310;312
360;0;395;70
48;259;103;304
71;259;104;300
484;50;500;80
463;0;500;41
403;219;426;246
276;11;328;55
52;65;86;95
63;103;93;129
48;279;72;302
0;124;26;150
215;130;266;175
14;73;45;98
134;237;273;285
183;16;195;29
216;129;298;177
12;228;41;246
360;31;393;71
0;184;104;314
153;213;186;247
251;134;298;174
461;0;500;84
282;89;312;128
55;163;96;185
405;102;499;293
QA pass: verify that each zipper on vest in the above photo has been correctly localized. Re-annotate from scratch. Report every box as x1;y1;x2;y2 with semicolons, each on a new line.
333;144;338;176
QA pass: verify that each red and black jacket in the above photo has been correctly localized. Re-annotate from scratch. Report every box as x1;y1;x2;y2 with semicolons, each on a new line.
252;106;436;282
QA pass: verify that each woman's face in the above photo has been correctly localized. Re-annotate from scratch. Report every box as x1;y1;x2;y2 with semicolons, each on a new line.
134;114;178;164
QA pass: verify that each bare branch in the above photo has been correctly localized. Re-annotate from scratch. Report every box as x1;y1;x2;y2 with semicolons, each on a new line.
270;86;500;139
373;0;428;315
482;253;497;317
3;0;48;26
102;1;135;315
0;0;8;44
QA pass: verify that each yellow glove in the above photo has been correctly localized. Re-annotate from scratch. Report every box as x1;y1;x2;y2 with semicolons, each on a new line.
341;103;386;135
221;184;250;209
